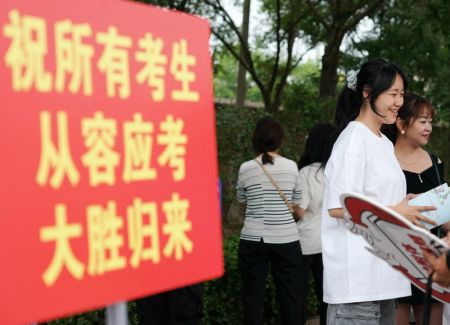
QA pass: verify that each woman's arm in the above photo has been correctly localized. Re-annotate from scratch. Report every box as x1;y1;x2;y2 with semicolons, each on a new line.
294;205;305;219
295;168;309;220
328;194;437;225
328;208;345;219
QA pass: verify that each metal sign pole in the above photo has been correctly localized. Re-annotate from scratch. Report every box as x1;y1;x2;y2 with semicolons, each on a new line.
106;301;128;325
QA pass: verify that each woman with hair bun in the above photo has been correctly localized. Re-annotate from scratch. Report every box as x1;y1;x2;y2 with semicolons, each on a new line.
392;93;444;325
236;116;306;325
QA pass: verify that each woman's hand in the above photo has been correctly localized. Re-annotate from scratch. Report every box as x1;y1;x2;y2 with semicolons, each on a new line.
391;194;437;228
441;221;450;235
442;232;450;246
423;250;450;287
293;205;305;220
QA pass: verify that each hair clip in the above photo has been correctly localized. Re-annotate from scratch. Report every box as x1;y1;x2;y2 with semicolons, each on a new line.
346;70;357;91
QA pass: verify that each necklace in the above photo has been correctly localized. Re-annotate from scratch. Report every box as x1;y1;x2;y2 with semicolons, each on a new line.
396;150;423;166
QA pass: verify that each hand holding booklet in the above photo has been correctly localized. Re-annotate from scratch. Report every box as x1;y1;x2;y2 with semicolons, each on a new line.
408;183;450;229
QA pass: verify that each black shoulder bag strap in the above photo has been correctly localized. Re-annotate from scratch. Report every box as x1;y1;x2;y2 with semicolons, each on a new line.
422;272;434;325
430;153;442;185
430;153;443;237
423;154;442;325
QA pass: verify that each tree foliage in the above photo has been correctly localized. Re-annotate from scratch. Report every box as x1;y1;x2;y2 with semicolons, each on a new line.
351;0;450;121
135;0;199;12
135;0;450;117
203;0;313;111
301;0;384;99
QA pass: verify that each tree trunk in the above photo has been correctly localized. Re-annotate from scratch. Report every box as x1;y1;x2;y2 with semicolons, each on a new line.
319;42;340;99
236;0;250;107
262;91;275;112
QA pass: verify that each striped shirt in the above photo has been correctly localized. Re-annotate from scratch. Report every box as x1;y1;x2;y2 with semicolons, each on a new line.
236;156;302;244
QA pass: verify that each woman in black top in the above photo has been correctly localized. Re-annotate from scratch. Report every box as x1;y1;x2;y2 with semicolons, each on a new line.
390;93;445;325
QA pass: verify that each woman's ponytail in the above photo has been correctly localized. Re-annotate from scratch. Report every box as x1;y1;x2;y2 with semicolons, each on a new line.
334;87;361;134
261;152;273;165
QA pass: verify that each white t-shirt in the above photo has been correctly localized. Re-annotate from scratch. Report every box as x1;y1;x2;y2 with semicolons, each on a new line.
322;121;411;304
237;156;301;244
297;163;323;255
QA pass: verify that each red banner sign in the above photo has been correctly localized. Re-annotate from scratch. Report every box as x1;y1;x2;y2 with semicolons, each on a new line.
0;0;223;323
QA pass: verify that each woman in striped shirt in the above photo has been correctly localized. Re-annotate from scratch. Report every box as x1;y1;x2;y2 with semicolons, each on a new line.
236;117;306;325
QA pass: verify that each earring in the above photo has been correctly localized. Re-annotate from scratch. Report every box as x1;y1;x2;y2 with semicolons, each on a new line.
401;130;405;135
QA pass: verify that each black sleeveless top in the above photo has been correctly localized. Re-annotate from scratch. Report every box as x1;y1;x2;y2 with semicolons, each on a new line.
403;153;445;194
397;153;445;304
402;153;445;236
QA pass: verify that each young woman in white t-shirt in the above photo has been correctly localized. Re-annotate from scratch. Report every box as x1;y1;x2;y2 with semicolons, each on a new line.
322;59;436;325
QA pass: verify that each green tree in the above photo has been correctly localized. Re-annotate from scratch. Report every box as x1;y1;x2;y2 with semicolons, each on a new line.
135;0;199;12
352;0;450;121
203;0;313;112
137;1;388;111
236;0;251;107
283;61;334;126
214;51;240;100
136;0;308;111
302;0;384;99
